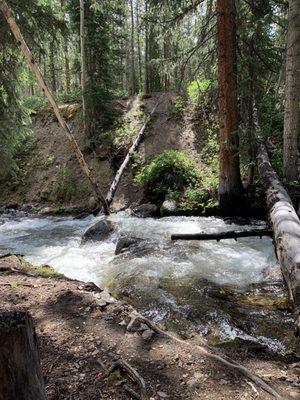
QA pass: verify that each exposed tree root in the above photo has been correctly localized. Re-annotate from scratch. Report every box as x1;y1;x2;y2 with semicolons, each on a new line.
129;312;283;400
107;359;147;400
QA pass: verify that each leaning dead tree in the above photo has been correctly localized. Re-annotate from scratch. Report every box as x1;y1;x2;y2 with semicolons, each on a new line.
106;102;159;206
256;132;300;336
0;311;47;400
0;0;109;215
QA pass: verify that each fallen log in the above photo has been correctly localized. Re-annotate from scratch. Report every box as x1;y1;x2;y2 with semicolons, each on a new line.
256;134;300;336
0;311;46;400
0;0;109;215
171;229;271;241
106;102;159;206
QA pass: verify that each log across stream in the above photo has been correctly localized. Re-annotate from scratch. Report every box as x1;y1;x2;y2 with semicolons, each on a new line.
0;212;297;352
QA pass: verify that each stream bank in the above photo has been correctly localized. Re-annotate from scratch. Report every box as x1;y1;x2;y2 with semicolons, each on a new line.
0;212;298;353
0;255;299;400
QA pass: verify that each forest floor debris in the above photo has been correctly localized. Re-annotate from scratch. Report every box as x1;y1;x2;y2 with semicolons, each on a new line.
0;256;299;399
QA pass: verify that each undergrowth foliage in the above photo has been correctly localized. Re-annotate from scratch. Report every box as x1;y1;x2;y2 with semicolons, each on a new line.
135;150;218;213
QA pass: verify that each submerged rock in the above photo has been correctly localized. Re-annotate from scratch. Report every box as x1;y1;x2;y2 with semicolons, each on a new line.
82;219;114;243
160;199;177;216
133;203;158;218
115;235;145;255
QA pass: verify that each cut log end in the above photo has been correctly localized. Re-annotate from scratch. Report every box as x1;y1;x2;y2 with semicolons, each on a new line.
0;310;46;400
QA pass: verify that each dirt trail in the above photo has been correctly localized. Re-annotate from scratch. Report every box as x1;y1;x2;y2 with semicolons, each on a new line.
0;256;299;400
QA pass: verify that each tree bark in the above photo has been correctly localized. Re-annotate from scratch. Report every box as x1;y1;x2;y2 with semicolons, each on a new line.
80;0;88;134
136;0;143;92
256;125;300;336
106;102;158;206
0;0;109;214
216;0;243;215
63;37;71;93
49;41;57;93
0;311;46;400
283;0;300;181
130;0;137;95
144;0;150;93
61;0;71;93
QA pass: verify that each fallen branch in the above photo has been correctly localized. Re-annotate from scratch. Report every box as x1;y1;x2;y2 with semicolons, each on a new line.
171;229;271;241
129;312;283;400
107;359;147;400
105;102;159;207
0;0;109;215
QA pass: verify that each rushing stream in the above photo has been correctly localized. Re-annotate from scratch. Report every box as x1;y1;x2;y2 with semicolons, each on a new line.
0;212;295;352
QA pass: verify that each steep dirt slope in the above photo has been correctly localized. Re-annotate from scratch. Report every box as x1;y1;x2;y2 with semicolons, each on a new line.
0;92;203;211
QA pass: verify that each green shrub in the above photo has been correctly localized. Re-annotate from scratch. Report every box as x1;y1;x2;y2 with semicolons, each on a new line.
22;88;81;113
135;151;200;199
135;150;218;213
53;164;76;202
188;78;211;105
169;96;186;119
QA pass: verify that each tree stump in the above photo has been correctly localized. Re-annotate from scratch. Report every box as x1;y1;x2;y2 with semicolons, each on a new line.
0;311;47;400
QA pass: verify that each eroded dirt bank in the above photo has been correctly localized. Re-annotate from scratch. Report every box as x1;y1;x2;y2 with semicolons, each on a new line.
0;93;205;213
0;255;299;400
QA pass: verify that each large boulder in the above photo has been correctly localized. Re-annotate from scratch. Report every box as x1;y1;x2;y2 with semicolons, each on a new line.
133;203;158;218
82;219;114;243
160;199;177;216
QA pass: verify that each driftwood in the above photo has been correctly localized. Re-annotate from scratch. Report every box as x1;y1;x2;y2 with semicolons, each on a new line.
0;311;46;400
171;229;271;241
0;0;109;215
106;102;159;206
257;139;300;336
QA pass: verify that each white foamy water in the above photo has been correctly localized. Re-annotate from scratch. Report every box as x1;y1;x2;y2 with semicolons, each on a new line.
0;213;275;287
1;212;293;352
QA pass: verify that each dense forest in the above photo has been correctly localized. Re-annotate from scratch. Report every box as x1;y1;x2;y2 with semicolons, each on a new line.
0;0;299;399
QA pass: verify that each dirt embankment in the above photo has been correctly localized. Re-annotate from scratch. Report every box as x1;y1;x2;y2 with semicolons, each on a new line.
0;93;204;213
0;255;299;400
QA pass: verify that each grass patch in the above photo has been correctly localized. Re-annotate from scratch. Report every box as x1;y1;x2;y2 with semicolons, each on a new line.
34;264;61;278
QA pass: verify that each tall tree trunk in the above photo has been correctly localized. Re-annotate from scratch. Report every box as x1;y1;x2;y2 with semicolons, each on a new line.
283;0;300;181
77;40;82;87
246;36;256;188
63;37;71;93
80;0;88;135
0;0;109;214
61;0;71;93
130;0;137;95
0;311;47;400
144;0;150;93
49;41;57;93
163;34;170;91
216;0;243;215
136;0;142;91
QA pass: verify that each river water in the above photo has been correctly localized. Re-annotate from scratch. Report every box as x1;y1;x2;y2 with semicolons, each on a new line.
0;212;295;352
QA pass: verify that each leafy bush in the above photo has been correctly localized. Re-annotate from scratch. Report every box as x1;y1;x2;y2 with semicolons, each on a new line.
135;151;200;197
188;78;211;105
169;96;186;119
53;164;76;202
22;88;81;113
135;150;218;213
